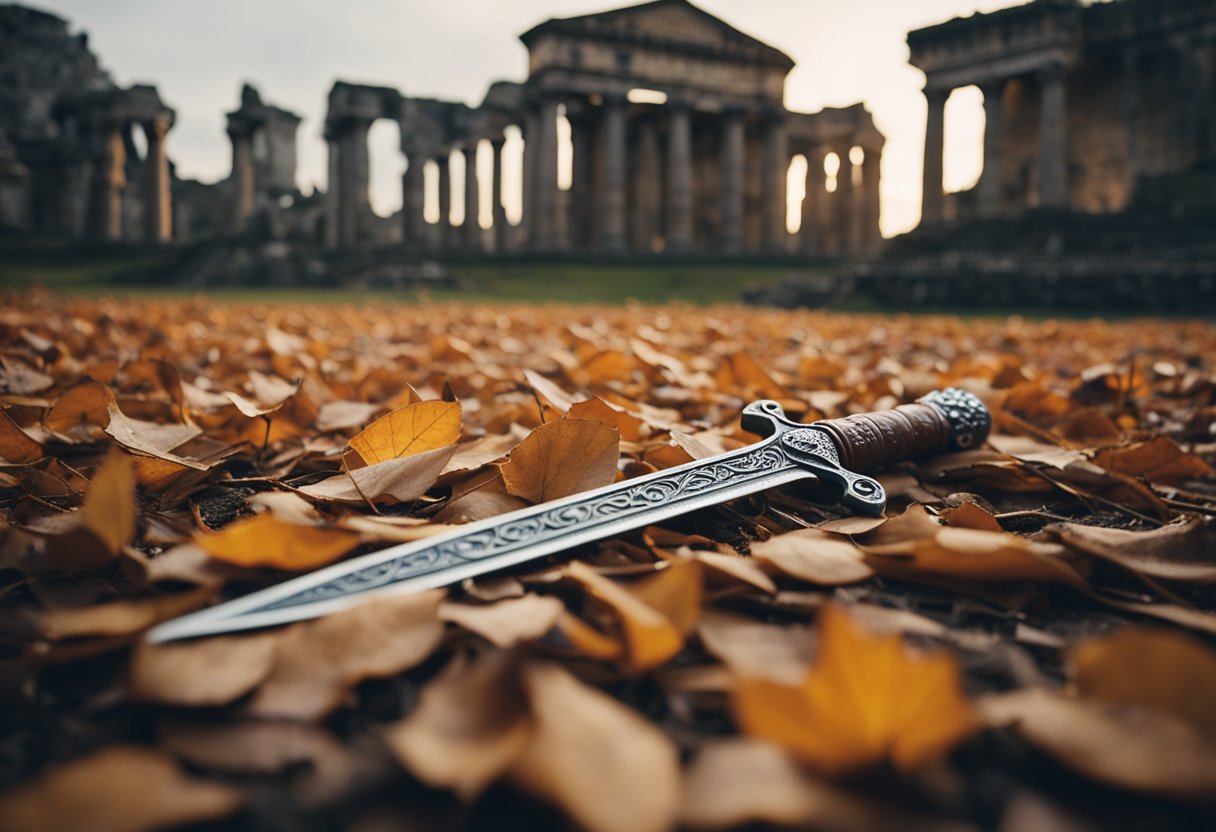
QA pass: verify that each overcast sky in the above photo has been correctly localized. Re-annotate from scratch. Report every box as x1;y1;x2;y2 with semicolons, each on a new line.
35;0;1018;237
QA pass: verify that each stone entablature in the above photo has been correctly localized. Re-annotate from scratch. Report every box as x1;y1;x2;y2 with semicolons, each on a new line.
910;0;1216;226
322;0;884;257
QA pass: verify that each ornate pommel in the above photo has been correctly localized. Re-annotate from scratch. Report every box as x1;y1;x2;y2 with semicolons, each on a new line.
810;388;991;473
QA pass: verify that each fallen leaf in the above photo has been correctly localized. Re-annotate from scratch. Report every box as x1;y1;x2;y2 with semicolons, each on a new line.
439;594;565;647
1070;626;1216;740
0;409;42;463
80;448;136;556
566;561;684;671
386;651;531;798
0;745;241;832
194;512;361;571
1092;436;1213;485
128;630;281;706
348;400;462;467
44;380;111;442
733;604;979;774
300;444;457;504
246;589;444;719
981;687;1216;804
40;588;213;640
751;528;874;585
510;660;680;832
1046;519;1216;583
698;609;813;685
500;419;619;503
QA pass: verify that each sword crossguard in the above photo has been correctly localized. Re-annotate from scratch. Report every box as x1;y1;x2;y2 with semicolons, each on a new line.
742;388;991;517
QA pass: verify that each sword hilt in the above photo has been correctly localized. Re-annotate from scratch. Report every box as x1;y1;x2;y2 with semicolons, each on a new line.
812;388;991;472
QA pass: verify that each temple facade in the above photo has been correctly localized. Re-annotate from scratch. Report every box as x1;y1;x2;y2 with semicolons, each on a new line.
911;0;1216;226
319;0;884;256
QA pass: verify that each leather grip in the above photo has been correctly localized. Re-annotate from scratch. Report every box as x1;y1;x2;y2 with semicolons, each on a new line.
812;388;991;472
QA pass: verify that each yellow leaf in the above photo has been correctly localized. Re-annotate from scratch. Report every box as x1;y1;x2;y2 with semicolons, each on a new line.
566;561;685;671
348;400;462;467
194;513;360;571
81;448;136;555
499;419;619;504
732;604;979;775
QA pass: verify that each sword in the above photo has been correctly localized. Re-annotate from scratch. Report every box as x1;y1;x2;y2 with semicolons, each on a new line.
147;389;990;643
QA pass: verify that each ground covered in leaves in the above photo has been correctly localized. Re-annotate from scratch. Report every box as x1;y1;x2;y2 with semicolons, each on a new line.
1;292;1215;832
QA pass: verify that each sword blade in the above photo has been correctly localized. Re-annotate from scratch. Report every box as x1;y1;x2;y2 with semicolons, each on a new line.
147;417;824;643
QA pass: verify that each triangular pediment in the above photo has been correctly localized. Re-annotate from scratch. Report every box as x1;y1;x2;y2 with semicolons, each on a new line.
521;0;793;69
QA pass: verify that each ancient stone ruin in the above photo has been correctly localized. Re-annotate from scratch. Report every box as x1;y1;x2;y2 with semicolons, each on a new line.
321;0;883;257
0;4;174;242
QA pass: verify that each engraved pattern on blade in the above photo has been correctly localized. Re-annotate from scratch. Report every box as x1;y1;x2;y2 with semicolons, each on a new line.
261;444;793;612
920;388;992;449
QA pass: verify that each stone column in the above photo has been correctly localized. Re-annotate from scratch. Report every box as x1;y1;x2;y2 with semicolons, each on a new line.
800;145;824;256
228;128;255;233
921;86;948;226
600;93;627;252
632;116;661;252
1038;64;1068;209
336;120;371;246
532;96;560;251
520;113;537;246
761;111;788;253
836;145;856;255
862;146;882;254
142;117;172;242
978;78;1006;218
463;141;480;248
90;123;125;241
436;150;451;249
721;109;745;253
401;152;425;248
490;138;507;253
666;100;694;252
324;133;339;248
1121;47;1141;204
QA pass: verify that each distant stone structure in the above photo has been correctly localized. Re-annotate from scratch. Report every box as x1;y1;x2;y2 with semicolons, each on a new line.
910;0;1215;226
0;4;175;241
323;0;884;256
225;83;302;236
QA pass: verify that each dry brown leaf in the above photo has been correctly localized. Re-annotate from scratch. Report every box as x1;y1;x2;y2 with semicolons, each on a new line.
981;688;1216;804
678;739;822;829
158;717;369;807
246;589;444;720
128;630;281;706
0;408;42;463
39;587;213;641
697;609;813;685
439;594;565;647
194;512;361;571
348;400;462;467
1046;519;1216;583
0;745;241;832
300;444;456;504
1092;436;1213;485
733;604;979;775
751;528;874;585
866;526;1087;586
510;660;680;832
500;418;619;504
1070;626;1216;740
44;379;111;442
385;651;531;799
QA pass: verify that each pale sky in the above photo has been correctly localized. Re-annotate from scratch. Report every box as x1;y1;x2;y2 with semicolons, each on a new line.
36;0;1019;237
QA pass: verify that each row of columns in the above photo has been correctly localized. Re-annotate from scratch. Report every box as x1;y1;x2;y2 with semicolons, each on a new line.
325;100;878;256
88;118;172;243
922;63;1069;224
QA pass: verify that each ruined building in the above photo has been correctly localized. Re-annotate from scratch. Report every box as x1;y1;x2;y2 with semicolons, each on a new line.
320;0;884;256
0;4;175;241
910;0;1216;226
